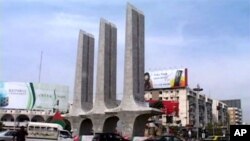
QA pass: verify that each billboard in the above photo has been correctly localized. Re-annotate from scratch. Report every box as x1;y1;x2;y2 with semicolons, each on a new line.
0;82;69;112
144;68;188;90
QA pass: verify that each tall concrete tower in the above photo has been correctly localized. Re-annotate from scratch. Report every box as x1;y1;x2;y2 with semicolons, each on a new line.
121;3;145;109
71;30;94;115
94;19;117;113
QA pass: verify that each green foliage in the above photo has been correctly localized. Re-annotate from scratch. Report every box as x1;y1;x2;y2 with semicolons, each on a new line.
205;123;223;136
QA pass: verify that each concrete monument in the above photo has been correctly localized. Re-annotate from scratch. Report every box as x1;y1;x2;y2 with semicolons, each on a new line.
71;30;94;115
69;3;161;138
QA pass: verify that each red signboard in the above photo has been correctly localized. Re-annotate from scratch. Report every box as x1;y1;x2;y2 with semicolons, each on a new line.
147;100;179;116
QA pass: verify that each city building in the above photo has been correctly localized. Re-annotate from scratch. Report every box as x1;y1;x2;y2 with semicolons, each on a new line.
221;99;242;125
144;87;215;128
0;82;70;129
144;68;231;131
221;99;241;109
212;100;228;126
227;107;242;125
0;109;55;129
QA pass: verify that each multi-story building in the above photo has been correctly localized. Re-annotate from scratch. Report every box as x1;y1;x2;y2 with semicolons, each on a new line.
212;100;228;126
0;82;70;129
227;107;242;125
205;97;213;124
221;99;242;125
144;87;216;128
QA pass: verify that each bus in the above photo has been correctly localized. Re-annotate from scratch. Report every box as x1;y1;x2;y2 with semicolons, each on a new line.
26;122;73;141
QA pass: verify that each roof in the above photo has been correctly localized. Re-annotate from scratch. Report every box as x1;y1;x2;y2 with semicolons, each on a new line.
28;122;63;130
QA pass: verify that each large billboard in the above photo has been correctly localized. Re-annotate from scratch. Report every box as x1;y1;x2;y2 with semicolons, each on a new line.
144;68;188;90
0;82;69;112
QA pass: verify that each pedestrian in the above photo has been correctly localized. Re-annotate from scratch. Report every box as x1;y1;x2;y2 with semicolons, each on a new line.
14;126;28;141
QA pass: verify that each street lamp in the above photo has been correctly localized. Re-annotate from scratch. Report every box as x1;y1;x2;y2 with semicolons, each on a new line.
193;84;203;140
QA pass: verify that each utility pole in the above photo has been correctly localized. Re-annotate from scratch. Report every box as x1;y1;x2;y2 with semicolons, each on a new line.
193;84;203;140
38;51;43;83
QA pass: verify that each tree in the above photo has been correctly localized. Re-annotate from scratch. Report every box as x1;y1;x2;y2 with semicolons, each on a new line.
206;123;223;136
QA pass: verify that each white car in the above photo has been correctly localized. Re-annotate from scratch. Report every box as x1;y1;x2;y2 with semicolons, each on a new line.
0;130;17;141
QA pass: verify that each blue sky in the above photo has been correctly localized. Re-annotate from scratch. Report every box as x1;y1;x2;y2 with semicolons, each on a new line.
1;0;250;122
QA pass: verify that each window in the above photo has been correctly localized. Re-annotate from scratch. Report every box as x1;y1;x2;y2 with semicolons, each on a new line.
53;128;58;131
35;126;40;131
166;116;173;123
48;127;57;132
171;91;173;93
41;127;46;131
59;130;72;138
29;126;35;131
176;90;179;93
5;131;14;136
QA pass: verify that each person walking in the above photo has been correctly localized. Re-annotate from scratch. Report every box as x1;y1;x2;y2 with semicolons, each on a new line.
14;126;28;141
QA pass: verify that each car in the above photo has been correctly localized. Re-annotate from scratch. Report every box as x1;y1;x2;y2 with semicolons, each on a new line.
203;136;229;141
92;133;130;141
144;135;184;141
0;130;17;141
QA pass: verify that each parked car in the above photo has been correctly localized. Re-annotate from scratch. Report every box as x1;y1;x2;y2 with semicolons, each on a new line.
0;130;17;141
203;136;229;141
92;133;129;141
144;135;184;141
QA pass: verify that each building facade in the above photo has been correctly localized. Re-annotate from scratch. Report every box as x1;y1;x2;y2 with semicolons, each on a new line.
221;99;242;125
227;107;242;125
144;87;217;128
212;100;228;126
0;109;55;129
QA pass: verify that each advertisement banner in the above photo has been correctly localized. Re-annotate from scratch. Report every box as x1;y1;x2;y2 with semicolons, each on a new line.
144;68;188;90
0;82;69;112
